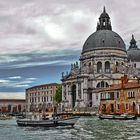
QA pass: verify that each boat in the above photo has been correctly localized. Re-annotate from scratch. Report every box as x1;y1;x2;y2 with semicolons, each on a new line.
16;113;80;127
0;116;12;120
99;114;137;120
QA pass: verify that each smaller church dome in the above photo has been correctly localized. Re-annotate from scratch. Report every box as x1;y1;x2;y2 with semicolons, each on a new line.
127;35;140;62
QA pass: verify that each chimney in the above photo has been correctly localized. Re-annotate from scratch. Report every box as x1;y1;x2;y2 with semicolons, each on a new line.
121;75;128;88
123;75;128;84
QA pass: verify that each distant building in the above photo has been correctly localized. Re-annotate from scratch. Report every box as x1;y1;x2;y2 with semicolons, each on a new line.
0;99;25;114
98;75;140;115
26;83;62;112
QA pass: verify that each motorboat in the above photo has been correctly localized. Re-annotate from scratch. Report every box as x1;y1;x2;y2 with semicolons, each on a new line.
16;113;80;127
99;114;137;120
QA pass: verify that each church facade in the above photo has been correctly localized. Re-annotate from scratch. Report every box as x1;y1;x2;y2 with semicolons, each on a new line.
61;7;140;109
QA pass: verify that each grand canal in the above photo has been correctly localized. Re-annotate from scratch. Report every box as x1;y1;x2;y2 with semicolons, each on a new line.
0;117;140;140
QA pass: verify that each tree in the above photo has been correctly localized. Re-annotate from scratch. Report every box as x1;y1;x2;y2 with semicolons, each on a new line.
53;86;62;103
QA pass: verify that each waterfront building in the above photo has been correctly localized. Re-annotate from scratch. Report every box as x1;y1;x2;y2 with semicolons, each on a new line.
26;83;62;112
98;75;140;115
61;7;132;109
0;99;25;114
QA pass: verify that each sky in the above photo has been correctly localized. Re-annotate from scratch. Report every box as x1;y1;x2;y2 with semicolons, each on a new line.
0;0;140;99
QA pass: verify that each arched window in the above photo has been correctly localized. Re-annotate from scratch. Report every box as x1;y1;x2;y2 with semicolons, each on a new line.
97;62;102;73
116;62;119;72
105;61;110;73
106;82;109;87
96;81;109;88
89;62;92;73
101;81;104;87
97;82;101;88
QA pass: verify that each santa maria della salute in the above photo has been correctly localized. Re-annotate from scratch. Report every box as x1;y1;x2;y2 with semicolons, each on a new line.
61;7;140;110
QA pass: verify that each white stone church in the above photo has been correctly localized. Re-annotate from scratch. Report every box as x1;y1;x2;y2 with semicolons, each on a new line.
61;7;140;109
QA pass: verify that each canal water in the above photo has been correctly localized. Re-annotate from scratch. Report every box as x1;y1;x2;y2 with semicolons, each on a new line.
0;117;140;140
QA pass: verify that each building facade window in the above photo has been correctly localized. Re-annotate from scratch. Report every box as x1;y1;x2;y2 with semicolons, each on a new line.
38;97;40;102
116;92;120;99
97;62;102;73
105;61;110;73
126;104;128;110
97;81;109;88
117;104;120;110
50;96;52;101
127;91;135;98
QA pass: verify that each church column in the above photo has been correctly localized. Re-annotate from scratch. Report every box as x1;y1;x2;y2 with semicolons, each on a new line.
76;83;79;100
102;61;105;73
62;84;69;108
62;85;65;101
110;57;114;75
80;82;84;107
75;83;78;106
65;85;69;107
92;81;99;107
68;85;72;108
93;58;97;74
83;77;88;107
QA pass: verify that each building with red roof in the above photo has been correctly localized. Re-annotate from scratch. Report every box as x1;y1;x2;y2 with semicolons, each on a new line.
0;99;25;114
98;75;140;115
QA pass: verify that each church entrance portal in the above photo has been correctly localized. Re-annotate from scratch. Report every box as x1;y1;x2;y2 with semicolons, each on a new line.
71;85;76;108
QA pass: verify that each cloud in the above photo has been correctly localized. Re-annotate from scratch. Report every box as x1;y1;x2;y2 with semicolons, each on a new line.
0;0;140;95
8;76;21;79
0;0;140;66
27;78;37;80
0;79;10;83
0;92;25;99
0;52;80;69
0;77;36;88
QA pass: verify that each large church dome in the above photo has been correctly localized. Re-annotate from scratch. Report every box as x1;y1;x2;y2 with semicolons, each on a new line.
82;7;126;53
127;35;140;62
82;30;126;53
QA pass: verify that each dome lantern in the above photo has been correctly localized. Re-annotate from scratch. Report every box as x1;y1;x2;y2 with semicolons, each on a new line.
97;6;112;31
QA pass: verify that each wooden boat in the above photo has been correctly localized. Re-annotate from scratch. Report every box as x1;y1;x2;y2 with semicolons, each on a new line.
99;114;137;120
16;115;80;127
